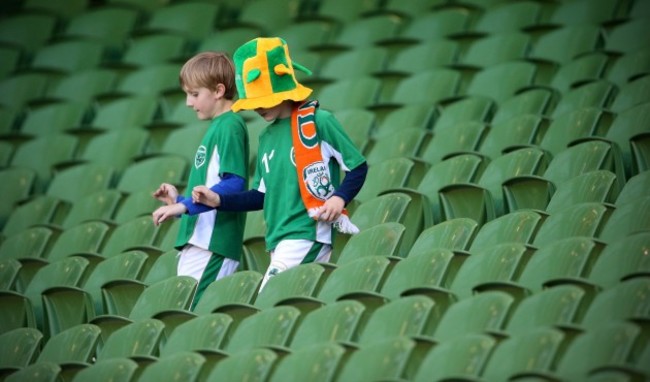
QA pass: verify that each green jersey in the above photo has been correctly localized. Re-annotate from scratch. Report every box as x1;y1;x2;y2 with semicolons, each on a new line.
176;111;249;260
253;108;365;251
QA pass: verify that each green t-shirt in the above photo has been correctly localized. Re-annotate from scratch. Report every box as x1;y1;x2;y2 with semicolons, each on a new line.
176;111;249;260
253;108;365;251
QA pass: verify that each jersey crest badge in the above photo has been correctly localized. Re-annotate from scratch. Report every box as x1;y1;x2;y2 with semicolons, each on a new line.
195;145;207;168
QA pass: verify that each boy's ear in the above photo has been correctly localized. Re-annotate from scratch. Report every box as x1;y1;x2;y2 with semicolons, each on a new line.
214;83;226;99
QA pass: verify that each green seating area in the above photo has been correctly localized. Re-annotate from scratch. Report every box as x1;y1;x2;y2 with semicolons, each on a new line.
1;0;649;380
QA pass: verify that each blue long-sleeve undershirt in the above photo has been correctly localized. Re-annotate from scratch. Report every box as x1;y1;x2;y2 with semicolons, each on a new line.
219;162;368;212
177;173;246;215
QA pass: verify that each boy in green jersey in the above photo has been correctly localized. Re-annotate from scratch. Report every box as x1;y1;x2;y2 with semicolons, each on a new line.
192;37;367;290
151;52;249;308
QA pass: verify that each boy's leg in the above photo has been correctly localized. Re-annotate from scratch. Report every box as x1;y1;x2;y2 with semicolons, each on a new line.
177;245;239;310
259;239;331;290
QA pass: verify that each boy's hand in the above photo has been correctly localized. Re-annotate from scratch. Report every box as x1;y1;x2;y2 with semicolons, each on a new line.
192;186;221;207
152;203;186;226
153;183;179;205
315;195;345;223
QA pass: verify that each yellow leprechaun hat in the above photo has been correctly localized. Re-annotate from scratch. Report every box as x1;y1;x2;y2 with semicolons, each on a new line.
232;37;313;112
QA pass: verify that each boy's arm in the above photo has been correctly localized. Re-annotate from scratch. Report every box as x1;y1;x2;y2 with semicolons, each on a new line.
180;173;246;215
332;161;368;205
193;187;265;211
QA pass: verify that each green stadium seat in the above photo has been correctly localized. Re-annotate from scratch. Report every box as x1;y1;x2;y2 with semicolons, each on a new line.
412;153;486;223
371;104;436;140
606;101;650;177
331;108;375;153
253;262;331;311
119;34;188;68
471;1;543;34
16;103;87;143
336;222;405;265
108;64;182;101
550;82;616;119
465;61;538;104
205;348;277;382
491;88;556;124
356;295;438;345
135;2;220;43
606;48;650;87
384;8;471;46
95;319;165;362
550;52;609;93
479;114;547;159
2;195;66;237
372;68;461;113
515;236;603;293
38;68;118;106
0;46;19;80
580;277;650;331
155;122;205;164
605;17;650;55
223;305;301;354
439;147;548;224
5;361;60;382
46;221;111;264
0;14;57;55
364;128;429;166
446;243;534;300
11;134;78;191
315;76;382;111
547;0;626;26
413;333;496;382
35;324;101;376
83;95;159;133
70;358;138;382
288;300;365;350
268;342;346;382
0;73;51;112
520;321;642;381
74;129;150;175
382;39;459;78
336;337;423;382
355;158;416;203
28;40;105;74
116;156;187;194
46;163;115;204
0;327;43;377
113;191;163;225
529;25;604;65
480;327;567;381
95;275;196;340
433;96;494;132
378;248;465;304
457;32;530;70
41;251;148;336
469;210;544;252
503;140;626;213
316;14;402;52
599;196;650;244
420;121;487;165
587;231;650;288
159;313;232;358
532;202;612;246
545;170;619;214
62;7;138;54
276;20;334;53
408;218;478;256
430;290;515;341
304;46;387;87
502;284;593;335
59;189;123;230
616;169;650;205
138;351;205;382
0;259;21;291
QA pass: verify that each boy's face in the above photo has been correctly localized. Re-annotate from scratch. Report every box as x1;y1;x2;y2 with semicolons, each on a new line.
254;101;293;122
185;86;220;120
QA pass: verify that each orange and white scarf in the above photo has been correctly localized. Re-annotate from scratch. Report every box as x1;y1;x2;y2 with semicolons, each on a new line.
291;100;359;234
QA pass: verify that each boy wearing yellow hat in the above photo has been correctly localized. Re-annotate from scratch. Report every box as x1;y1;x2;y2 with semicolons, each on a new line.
193;37;368;289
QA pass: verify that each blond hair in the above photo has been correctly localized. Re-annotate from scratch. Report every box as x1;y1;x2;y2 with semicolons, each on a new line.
179;51;236;99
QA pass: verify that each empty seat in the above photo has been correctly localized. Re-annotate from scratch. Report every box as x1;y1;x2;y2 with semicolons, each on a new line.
95;319;165;362
288;300;365;350
269;342;346;382
0;327;43;377
529;25;604;65
469;210;544;252
545;170;619;214
599;196;650;244
336;337;422;382
465;61;537;104
533;202;612;246
587;231;650;288
336;222;406;264
159;313;233;358
205;348;277;382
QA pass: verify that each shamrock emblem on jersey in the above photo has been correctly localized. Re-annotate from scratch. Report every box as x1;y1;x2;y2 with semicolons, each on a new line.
195;145;207;169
